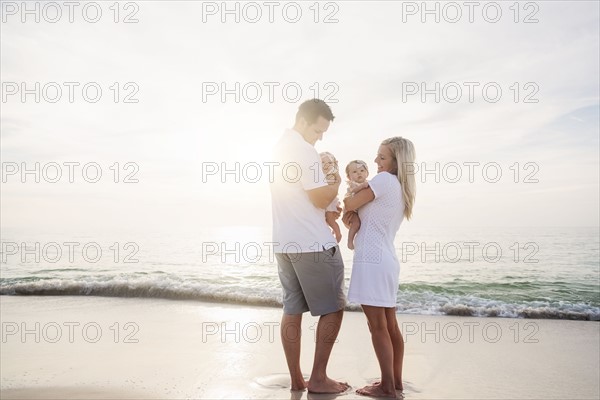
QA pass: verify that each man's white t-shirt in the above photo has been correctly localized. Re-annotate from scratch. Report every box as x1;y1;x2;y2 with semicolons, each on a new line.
270;129;337;253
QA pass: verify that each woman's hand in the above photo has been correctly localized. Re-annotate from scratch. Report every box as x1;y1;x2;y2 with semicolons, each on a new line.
351;181;369;194
342;210;357;229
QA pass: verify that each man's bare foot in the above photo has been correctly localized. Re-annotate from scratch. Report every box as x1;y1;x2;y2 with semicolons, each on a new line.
307;377;349;394
356;383;397;398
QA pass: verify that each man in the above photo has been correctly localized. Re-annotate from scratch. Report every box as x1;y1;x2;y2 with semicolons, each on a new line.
270;99;348;394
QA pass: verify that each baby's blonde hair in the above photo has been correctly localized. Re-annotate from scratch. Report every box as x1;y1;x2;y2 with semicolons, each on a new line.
319;151;337;163
319;151;338;174
345;160;369;179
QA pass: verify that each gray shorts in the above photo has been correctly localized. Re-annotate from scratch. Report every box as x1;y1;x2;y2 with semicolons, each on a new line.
275;246;346;316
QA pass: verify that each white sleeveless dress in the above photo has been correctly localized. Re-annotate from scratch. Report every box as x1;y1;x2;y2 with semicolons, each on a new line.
347;172;404;307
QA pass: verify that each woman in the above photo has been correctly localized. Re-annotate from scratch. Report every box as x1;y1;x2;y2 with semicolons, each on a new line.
343;137;416;398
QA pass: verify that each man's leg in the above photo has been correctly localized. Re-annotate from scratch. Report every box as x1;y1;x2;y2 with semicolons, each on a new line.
293;247;347;394
281;313;306;391
275;253;310;391
307;309;348;394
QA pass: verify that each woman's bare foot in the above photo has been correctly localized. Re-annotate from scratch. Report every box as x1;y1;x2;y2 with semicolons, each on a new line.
356;383;397;398
291;377;308;391
307;377;349;394
370;380;403;391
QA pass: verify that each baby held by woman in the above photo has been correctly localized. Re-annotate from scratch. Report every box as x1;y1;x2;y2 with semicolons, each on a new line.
320;152;369;249
344;160;369;249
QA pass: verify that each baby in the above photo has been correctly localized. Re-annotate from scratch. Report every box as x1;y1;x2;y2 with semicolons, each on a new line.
345;160;369;250
320;152;342;243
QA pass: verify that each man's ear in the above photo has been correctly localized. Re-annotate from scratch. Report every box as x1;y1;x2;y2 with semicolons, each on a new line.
296;117;308;131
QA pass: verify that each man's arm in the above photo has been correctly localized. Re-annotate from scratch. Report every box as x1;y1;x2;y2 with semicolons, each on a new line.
307;172;341;209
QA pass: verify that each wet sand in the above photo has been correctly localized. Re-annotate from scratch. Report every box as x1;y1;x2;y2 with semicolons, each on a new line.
1;295;598;399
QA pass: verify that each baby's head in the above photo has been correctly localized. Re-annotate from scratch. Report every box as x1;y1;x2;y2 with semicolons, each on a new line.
345;160;369;184
320;152;338;175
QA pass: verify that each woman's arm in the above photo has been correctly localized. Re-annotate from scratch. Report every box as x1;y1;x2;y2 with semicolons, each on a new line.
343;186;375;212
350;181;370;194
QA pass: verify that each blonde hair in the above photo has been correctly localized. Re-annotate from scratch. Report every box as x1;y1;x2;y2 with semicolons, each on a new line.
319;151;336;163
381;137;416;220
319;151;338;174
345;160;369;179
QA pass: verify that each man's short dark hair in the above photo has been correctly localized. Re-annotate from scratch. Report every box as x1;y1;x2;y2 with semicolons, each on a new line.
295;99;335;125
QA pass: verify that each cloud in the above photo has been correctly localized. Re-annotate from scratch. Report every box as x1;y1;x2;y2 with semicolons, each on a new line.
1;1;598;229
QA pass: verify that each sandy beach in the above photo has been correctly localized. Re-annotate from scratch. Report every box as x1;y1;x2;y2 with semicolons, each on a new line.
1;295;598;399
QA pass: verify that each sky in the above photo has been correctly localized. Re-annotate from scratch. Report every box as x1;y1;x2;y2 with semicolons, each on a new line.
1;0;599;235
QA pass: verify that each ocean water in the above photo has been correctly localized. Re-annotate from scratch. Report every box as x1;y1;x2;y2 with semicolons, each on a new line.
1;226;599;320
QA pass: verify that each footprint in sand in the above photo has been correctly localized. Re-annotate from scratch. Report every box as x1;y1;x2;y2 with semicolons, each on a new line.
253;373;309;390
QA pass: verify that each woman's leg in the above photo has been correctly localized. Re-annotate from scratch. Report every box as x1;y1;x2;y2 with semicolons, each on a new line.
356;305;397;398
385;307;404;390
